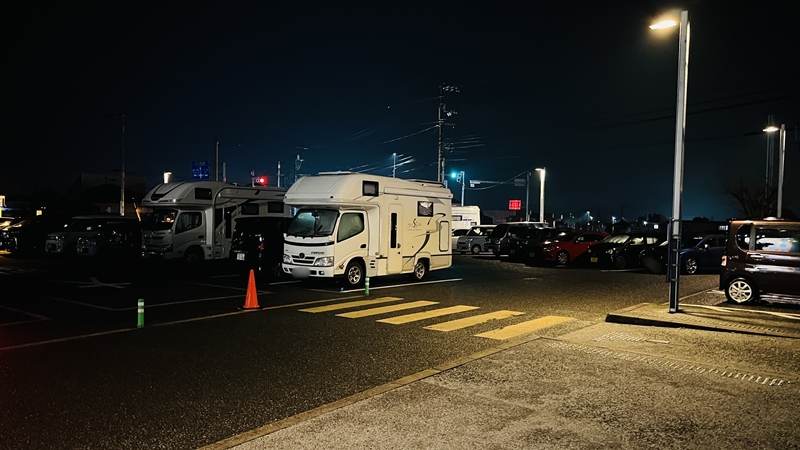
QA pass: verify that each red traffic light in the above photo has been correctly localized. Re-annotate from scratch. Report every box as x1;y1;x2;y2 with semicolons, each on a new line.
253;176;267;186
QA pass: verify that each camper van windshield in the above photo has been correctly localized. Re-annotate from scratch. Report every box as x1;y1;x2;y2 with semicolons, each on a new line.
287;209;339;237
142;208;179;231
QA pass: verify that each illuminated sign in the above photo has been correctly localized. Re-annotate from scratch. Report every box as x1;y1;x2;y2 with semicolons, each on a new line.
509;199;521;211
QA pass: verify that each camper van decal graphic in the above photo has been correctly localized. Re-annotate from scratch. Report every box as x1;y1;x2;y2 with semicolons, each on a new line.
407;213;446;259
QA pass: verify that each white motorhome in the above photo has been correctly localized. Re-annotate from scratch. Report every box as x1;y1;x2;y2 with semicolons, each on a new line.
451;205;481;231
282;172;452;287
140;181;290;264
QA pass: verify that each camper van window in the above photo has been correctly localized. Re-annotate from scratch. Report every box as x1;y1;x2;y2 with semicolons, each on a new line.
176;212;202;234
337;213;365;242
418;201;433;217
267;202;285;213
362;181;379;196
287;209;339;237
194;188;213;200
240;203;260;215
391;213;398;248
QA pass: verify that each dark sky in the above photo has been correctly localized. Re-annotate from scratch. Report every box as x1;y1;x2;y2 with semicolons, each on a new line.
5;0;798;221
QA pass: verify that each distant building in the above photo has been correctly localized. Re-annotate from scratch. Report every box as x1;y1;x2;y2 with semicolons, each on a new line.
67;173;148;216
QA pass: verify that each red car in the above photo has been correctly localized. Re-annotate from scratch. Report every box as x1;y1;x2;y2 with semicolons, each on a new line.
529;231;608;265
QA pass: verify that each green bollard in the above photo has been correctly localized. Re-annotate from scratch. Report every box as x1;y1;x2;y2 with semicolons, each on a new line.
137;298;144;328
364;276;370;296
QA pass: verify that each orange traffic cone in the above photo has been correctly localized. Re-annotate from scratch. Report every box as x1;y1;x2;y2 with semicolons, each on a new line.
240;269;261;310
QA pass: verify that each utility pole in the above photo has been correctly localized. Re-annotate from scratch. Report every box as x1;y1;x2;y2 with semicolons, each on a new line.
277;161;282;187
294;152;305;183
392;153;397;178
214;138;219;181
437;85;458;183
120;114;125;216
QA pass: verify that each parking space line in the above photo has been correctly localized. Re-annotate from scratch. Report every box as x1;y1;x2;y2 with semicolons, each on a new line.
692;304;800;321
475;316;574;340
299;297;403;313
377;305;480;325
0;305;49;320
424;310;525;332
338;278;462;293
337;301;438;318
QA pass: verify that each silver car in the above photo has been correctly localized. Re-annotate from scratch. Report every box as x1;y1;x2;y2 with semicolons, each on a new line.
456;225;496;254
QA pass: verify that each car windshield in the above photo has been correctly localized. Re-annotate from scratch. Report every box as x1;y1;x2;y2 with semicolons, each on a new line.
602;234;631;244
287;209;339;237
488;224;510;238
141;208;179;231
67;219;108;232
467;227;491;236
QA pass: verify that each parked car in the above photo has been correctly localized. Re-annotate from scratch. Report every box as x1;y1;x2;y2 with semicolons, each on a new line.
76;220;142;259
230;216;292;278
585;233;663;269
0;213;75;255
720;219;800;304
451;228;470;252
528;231;609;265
485;222;548;257
46;215;137;256
507;227;563;262
641;234;726;275
455;225;496;254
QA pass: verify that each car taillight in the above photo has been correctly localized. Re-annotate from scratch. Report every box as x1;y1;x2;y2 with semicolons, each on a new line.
258;242;265;252
720;255;726;267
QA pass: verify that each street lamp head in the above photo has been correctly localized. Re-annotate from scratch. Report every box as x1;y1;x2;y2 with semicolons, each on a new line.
763;126;780;133
649;19;678;30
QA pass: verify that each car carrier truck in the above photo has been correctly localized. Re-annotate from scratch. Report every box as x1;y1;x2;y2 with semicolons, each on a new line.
281;172;453;287
140;181;290;264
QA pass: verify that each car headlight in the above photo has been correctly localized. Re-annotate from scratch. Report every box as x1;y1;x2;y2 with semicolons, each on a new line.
283;254;292;264
606;248;615;255
313;256;334;267
542;246;555;253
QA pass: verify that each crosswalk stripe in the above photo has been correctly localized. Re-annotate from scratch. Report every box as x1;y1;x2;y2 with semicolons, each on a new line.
475;316;574;340
377;305;480;325
337;301;439;318
424;310;525;332
299;297;403;313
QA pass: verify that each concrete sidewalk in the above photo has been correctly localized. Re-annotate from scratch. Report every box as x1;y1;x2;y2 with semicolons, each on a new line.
605;302;800;339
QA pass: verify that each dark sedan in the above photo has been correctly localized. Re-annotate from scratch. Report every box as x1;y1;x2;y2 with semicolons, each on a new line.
507;227;562;262
0;213;75;255
230;216;292;278
641;234;726;275
585;233;663;269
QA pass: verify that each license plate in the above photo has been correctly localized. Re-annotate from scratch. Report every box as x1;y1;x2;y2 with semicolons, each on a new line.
590;257;598;263
510;249;515;254
78;248;88;254
236;252;245;261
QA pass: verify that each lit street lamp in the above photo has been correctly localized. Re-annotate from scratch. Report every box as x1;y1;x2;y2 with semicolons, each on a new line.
763;124;786;218
651;10;690;314
535;168;545;223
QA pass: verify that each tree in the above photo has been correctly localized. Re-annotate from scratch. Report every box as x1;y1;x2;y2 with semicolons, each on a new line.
721;176;776;219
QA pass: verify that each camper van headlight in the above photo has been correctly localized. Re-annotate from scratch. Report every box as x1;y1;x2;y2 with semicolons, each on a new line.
313;256;334;267
283;254;292;264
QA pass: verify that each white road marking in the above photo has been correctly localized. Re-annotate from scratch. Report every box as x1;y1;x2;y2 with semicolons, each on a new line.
338;278;462;293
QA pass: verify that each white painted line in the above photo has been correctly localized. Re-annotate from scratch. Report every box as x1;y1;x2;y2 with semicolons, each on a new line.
339;278;462;293
600;268;642;273
336;301;438;318
0;305;49;320
690;304;800;321
210;274;240;279
269;280;302;285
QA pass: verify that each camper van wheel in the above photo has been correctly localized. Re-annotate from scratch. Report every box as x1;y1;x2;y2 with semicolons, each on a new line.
344;260;364;287
409;260;427;282
184;247;204;266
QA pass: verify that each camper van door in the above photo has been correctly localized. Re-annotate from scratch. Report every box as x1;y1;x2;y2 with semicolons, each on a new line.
388;204;403;273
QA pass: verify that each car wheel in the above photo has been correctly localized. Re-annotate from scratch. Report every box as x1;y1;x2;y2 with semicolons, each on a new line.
684;258;698;275
409;259;427;281
184;247;204;266
344;260;364;287
556;251;570;265
471;245;481;255
614;255;626;269
725;278;757;303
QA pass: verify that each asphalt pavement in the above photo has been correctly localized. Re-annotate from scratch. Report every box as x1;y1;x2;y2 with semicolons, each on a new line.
202;301;800;450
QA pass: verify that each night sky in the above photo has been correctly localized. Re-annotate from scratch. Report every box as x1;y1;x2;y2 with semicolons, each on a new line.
5;0;798;222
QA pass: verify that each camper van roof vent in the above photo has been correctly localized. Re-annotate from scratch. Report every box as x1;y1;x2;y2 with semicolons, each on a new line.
318;171;356;175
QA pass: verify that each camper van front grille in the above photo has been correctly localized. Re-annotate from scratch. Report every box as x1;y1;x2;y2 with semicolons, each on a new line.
291;255;316;265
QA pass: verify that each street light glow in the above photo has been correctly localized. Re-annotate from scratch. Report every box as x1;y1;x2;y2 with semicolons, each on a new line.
763;126;779;133
649;19;678;30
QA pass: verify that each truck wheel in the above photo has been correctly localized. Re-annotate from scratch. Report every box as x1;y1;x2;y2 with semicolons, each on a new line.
344;260;364;287
725;278;757;303
409;260;427;281
556;251;570;265
184;247;204;266
471;245;481;255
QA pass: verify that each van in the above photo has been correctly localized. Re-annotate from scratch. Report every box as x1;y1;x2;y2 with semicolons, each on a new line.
719;219;800;304
456;225;496;254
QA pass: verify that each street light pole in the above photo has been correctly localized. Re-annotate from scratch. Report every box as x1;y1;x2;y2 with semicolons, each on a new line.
535;168;545;223
667;10;690;313
764;124;787;218
525;170;531;222
120;114;125;217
